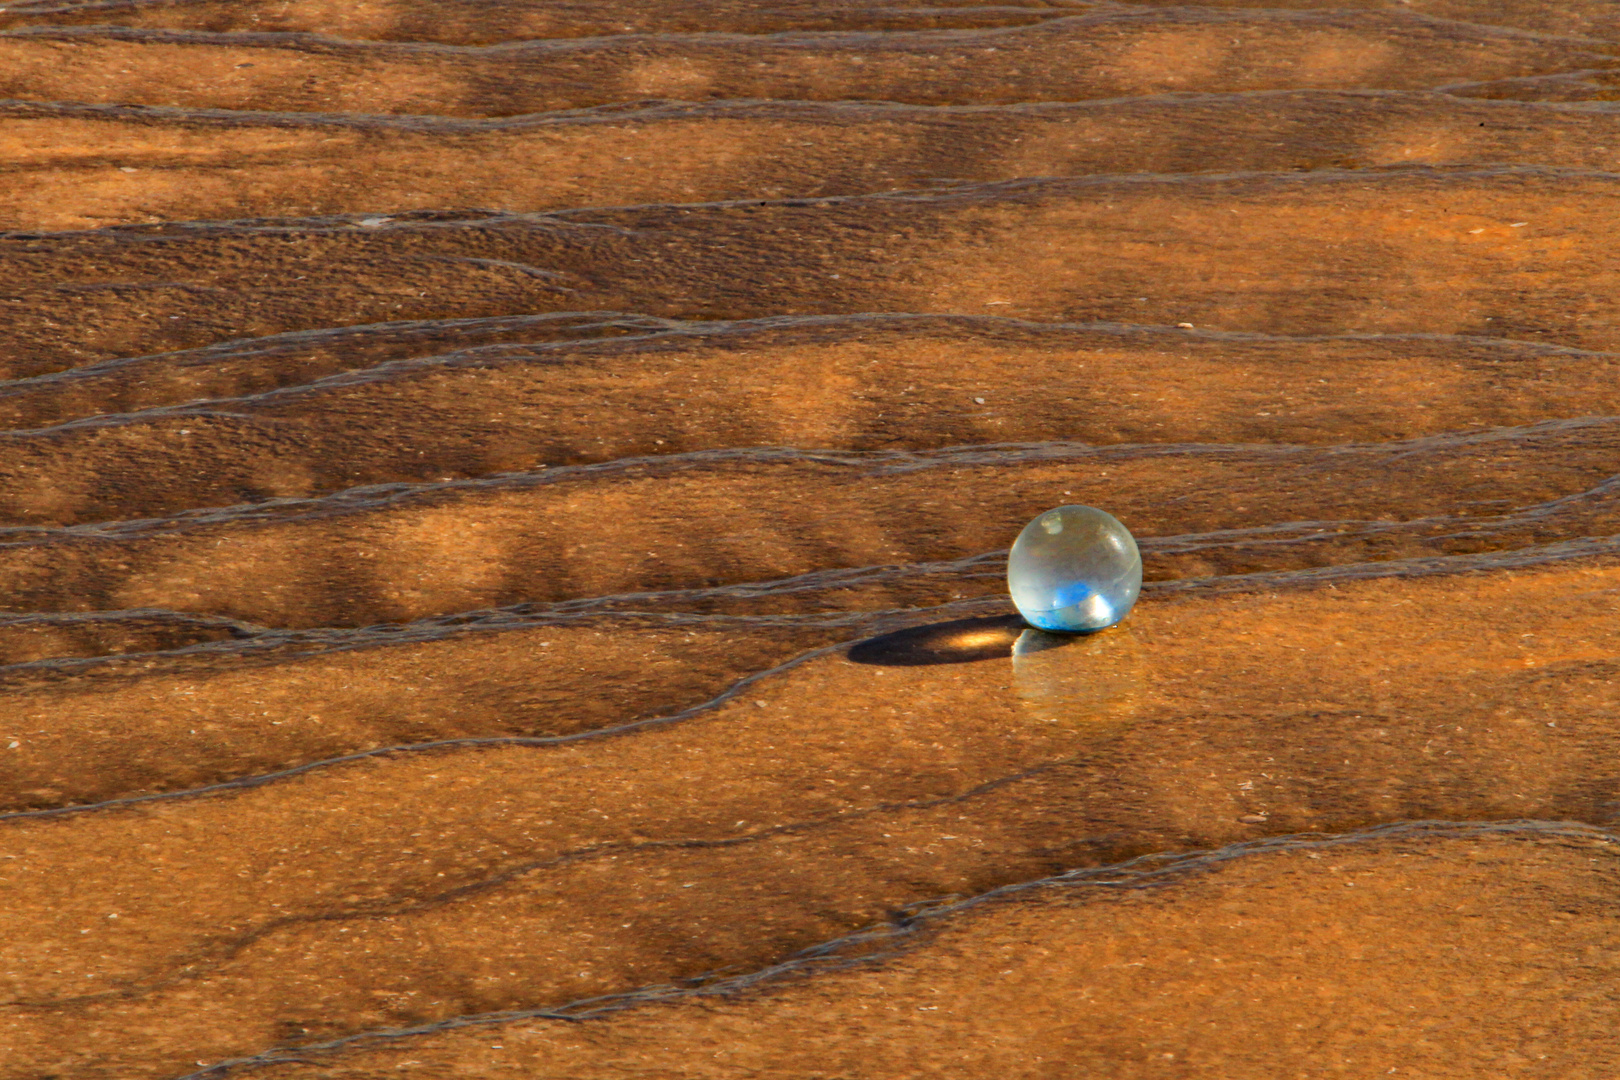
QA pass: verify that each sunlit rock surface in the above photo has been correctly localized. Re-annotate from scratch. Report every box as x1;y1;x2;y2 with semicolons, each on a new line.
1;1;1619;1077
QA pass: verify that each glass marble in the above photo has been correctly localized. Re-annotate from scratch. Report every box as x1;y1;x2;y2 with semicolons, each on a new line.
1007;504;1142;633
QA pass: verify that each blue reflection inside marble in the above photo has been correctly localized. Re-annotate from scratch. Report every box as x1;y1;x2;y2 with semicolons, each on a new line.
1007;505;1141;633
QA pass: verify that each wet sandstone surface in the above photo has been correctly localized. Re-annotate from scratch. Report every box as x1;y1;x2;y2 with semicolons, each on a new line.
2;1;1620;1079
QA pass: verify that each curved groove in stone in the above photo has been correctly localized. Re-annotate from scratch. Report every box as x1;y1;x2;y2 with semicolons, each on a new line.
1;9;1614;121
2;312;1609;428
0;634;861;823
165;817;1620;1080
0;311;673;396
5;8;1613;52
6;533;1620;825
6;160;1618;241
16;89;1620;235
7;0;1618;45
0;415;1611;542
2;460;1616;672
4;319;1617;438
11;164;1620;383
0;1;1090;44
7;762;1060;1011
4;84;1620;132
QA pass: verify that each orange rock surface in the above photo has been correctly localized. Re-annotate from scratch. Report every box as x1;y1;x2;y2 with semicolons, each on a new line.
1;1;1618;1078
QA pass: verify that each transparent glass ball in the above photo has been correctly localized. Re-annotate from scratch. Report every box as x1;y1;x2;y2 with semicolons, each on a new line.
1007;505;1142;633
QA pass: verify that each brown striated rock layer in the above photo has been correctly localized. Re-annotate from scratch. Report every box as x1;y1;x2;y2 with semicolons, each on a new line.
4;561;1620;1078
9;169;1620;377
1451;67;1620;101
8;317;1620;520
234;825;1620;1080
3;314;1618;433
6;0;1618;43
1134;0;1620;40
0;615;849;809
0;0;1092;41
4;418;1620;625
2;10;1612;118
7;93;1620;232
4;0;1620;1077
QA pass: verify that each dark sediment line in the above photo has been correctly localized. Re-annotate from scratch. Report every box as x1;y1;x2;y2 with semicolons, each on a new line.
0;310;1607;433
164;817;1620;1080
7;167;1620;378
2;516;1617;1076
7;0;1619;43
0;417;1615;626
3;499;1619;671
1445;66;1620;100
5;532;1620;819
9;90;1620;230
11;88;1620;134
3;592;1620;1075
1123;0;1620;42
0;606;261;666
3;414;1614;535
0;10;1612;119
0;0;1089;43
7;316;1620;523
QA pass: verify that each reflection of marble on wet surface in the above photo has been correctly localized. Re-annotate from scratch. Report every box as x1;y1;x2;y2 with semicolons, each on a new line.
1011;626;1143;729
